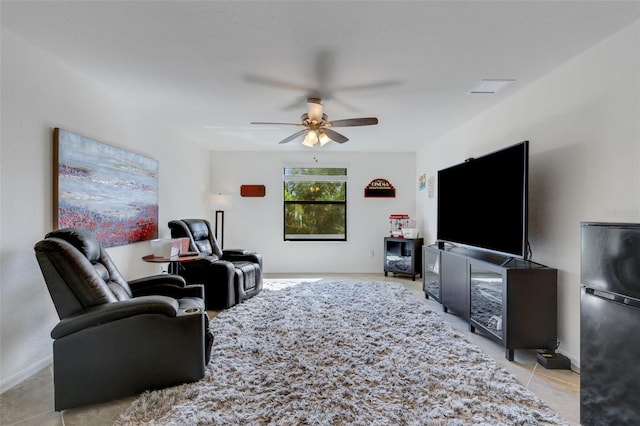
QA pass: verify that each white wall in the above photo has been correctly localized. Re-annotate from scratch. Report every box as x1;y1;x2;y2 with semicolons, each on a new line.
416;20;640;368
0;30;211;391
210;151;416;273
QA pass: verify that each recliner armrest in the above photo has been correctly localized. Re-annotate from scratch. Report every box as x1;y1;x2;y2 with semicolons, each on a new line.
222;249;249;256
51;296;180;339
132;283;205;300
221;251;262;268
129;274;186;289
128;274;206;299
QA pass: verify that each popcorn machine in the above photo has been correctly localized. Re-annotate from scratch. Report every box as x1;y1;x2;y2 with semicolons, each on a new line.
389;214;410;237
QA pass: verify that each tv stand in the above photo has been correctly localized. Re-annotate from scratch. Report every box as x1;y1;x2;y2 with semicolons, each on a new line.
500;256;514;267
423;245;558;361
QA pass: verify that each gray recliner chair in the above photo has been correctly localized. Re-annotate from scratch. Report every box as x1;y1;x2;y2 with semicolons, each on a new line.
34;228;213;411
169;218;263;309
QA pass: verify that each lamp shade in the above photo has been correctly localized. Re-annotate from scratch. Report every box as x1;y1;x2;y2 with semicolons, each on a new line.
318;131;332;146
302;130;319;147
210;193;232;211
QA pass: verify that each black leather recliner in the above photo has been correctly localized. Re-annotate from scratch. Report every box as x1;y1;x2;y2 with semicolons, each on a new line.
168;219;263;310
34;228;213;411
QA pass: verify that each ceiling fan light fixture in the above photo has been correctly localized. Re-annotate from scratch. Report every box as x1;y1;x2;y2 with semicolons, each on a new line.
251;97;378;146
318;132;332;146
302;130;318;147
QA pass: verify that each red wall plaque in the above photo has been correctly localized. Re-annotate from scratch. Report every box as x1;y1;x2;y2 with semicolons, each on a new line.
240;185;266;197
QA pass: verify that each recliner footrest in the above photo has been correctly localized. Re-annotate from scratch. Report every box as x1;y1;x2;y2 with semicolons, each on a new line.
234;261;257;291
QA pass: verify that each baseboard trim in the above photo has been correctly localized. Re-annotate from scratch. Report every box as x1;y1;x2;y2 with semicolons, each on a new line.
0;356;53;394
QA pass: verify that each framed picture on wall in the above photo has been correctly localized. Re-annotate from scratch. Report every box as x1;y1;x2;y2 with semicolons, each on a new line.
53;128;159;247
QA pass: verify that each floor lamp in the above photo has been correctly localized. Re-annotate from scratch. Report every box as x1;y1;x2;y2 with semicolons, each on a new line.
210;193;231;249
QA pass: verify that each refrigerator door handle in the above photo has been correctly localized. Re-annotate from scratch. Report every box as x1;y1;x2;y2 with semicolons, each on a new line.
584;287;640;310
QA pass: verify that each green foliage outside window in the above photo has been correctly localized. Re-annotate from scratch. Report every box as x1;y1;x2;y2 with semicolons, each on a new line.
284;167;347;241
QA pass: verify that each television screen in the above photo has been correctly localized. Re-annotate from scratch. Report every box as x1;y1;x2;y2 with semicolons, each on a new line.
437;141;529;259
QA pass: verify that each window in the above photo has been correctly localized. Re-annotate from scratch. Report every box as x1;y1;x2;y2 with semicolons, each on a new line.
283;166;347;241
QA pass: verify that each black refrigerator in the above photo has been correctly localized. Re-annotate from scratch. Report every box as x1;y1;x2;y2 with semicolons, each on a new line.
581;222;640;425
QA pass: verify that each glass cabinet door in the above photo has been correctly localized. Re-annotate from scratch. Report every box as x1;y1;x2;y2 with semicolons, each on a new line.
385;240;411;273
470;262;504;339
423;248;441;300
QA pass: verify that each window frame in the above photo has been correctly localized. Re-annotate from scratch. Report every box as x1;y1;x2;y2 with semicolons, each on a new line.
283;164;348;242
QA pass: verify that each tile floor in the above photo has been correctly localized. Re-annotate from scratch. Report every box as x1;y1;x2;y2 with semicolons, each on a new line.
0;274;580;425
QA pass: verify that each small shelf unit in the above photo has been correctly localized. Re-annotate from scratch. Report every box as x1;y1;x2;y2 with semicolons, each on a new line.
383;237;423;281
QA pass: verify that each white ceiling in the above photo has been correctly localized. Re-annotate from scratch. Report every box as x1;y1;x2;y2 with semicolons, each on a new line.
3;1;640;152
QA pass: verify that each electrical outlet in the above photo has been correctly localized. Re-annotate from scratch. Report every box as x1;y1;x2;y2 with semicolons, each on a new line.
369;250;375;257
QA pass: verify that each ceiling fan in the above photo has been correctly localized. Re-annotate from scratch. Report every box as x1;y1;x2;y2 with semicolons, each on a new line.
250;97;378;147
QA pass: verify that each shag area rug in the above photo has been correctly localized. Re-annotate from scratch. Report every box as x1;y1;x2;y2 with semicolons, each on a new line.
115;280;568;425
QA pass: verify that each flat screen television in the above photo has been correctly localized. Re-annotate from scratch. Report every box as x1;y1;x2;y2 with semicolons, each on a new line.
437;140;529;259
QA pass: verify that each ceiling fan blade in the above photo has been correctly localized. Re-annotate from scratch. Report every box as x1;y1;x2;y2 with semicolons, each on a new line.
334;79;400;93
281;96;311;111
322;128;349;144
250;122;302;126
279;129;308;144
314;49;334;95
244;74;312;92
328;117;379;127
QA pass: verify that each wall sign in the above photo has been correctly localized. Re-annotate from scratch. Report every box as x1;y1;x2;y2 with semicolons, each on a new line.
240;184;266;197
364;178;396;198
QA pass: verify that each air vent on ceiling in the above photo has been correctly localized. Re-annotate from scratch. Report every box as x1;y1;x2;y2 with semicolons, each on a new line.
469;79;514;94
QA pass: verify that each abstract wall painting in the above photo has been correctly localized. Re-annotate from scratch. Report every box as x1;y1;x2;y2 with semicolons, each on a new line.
418;174;426;191
54;128;159;247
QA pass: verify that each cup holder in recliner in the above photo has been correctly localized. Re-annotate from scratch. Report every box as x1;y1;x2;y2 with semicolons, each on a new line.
183;307;200;314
